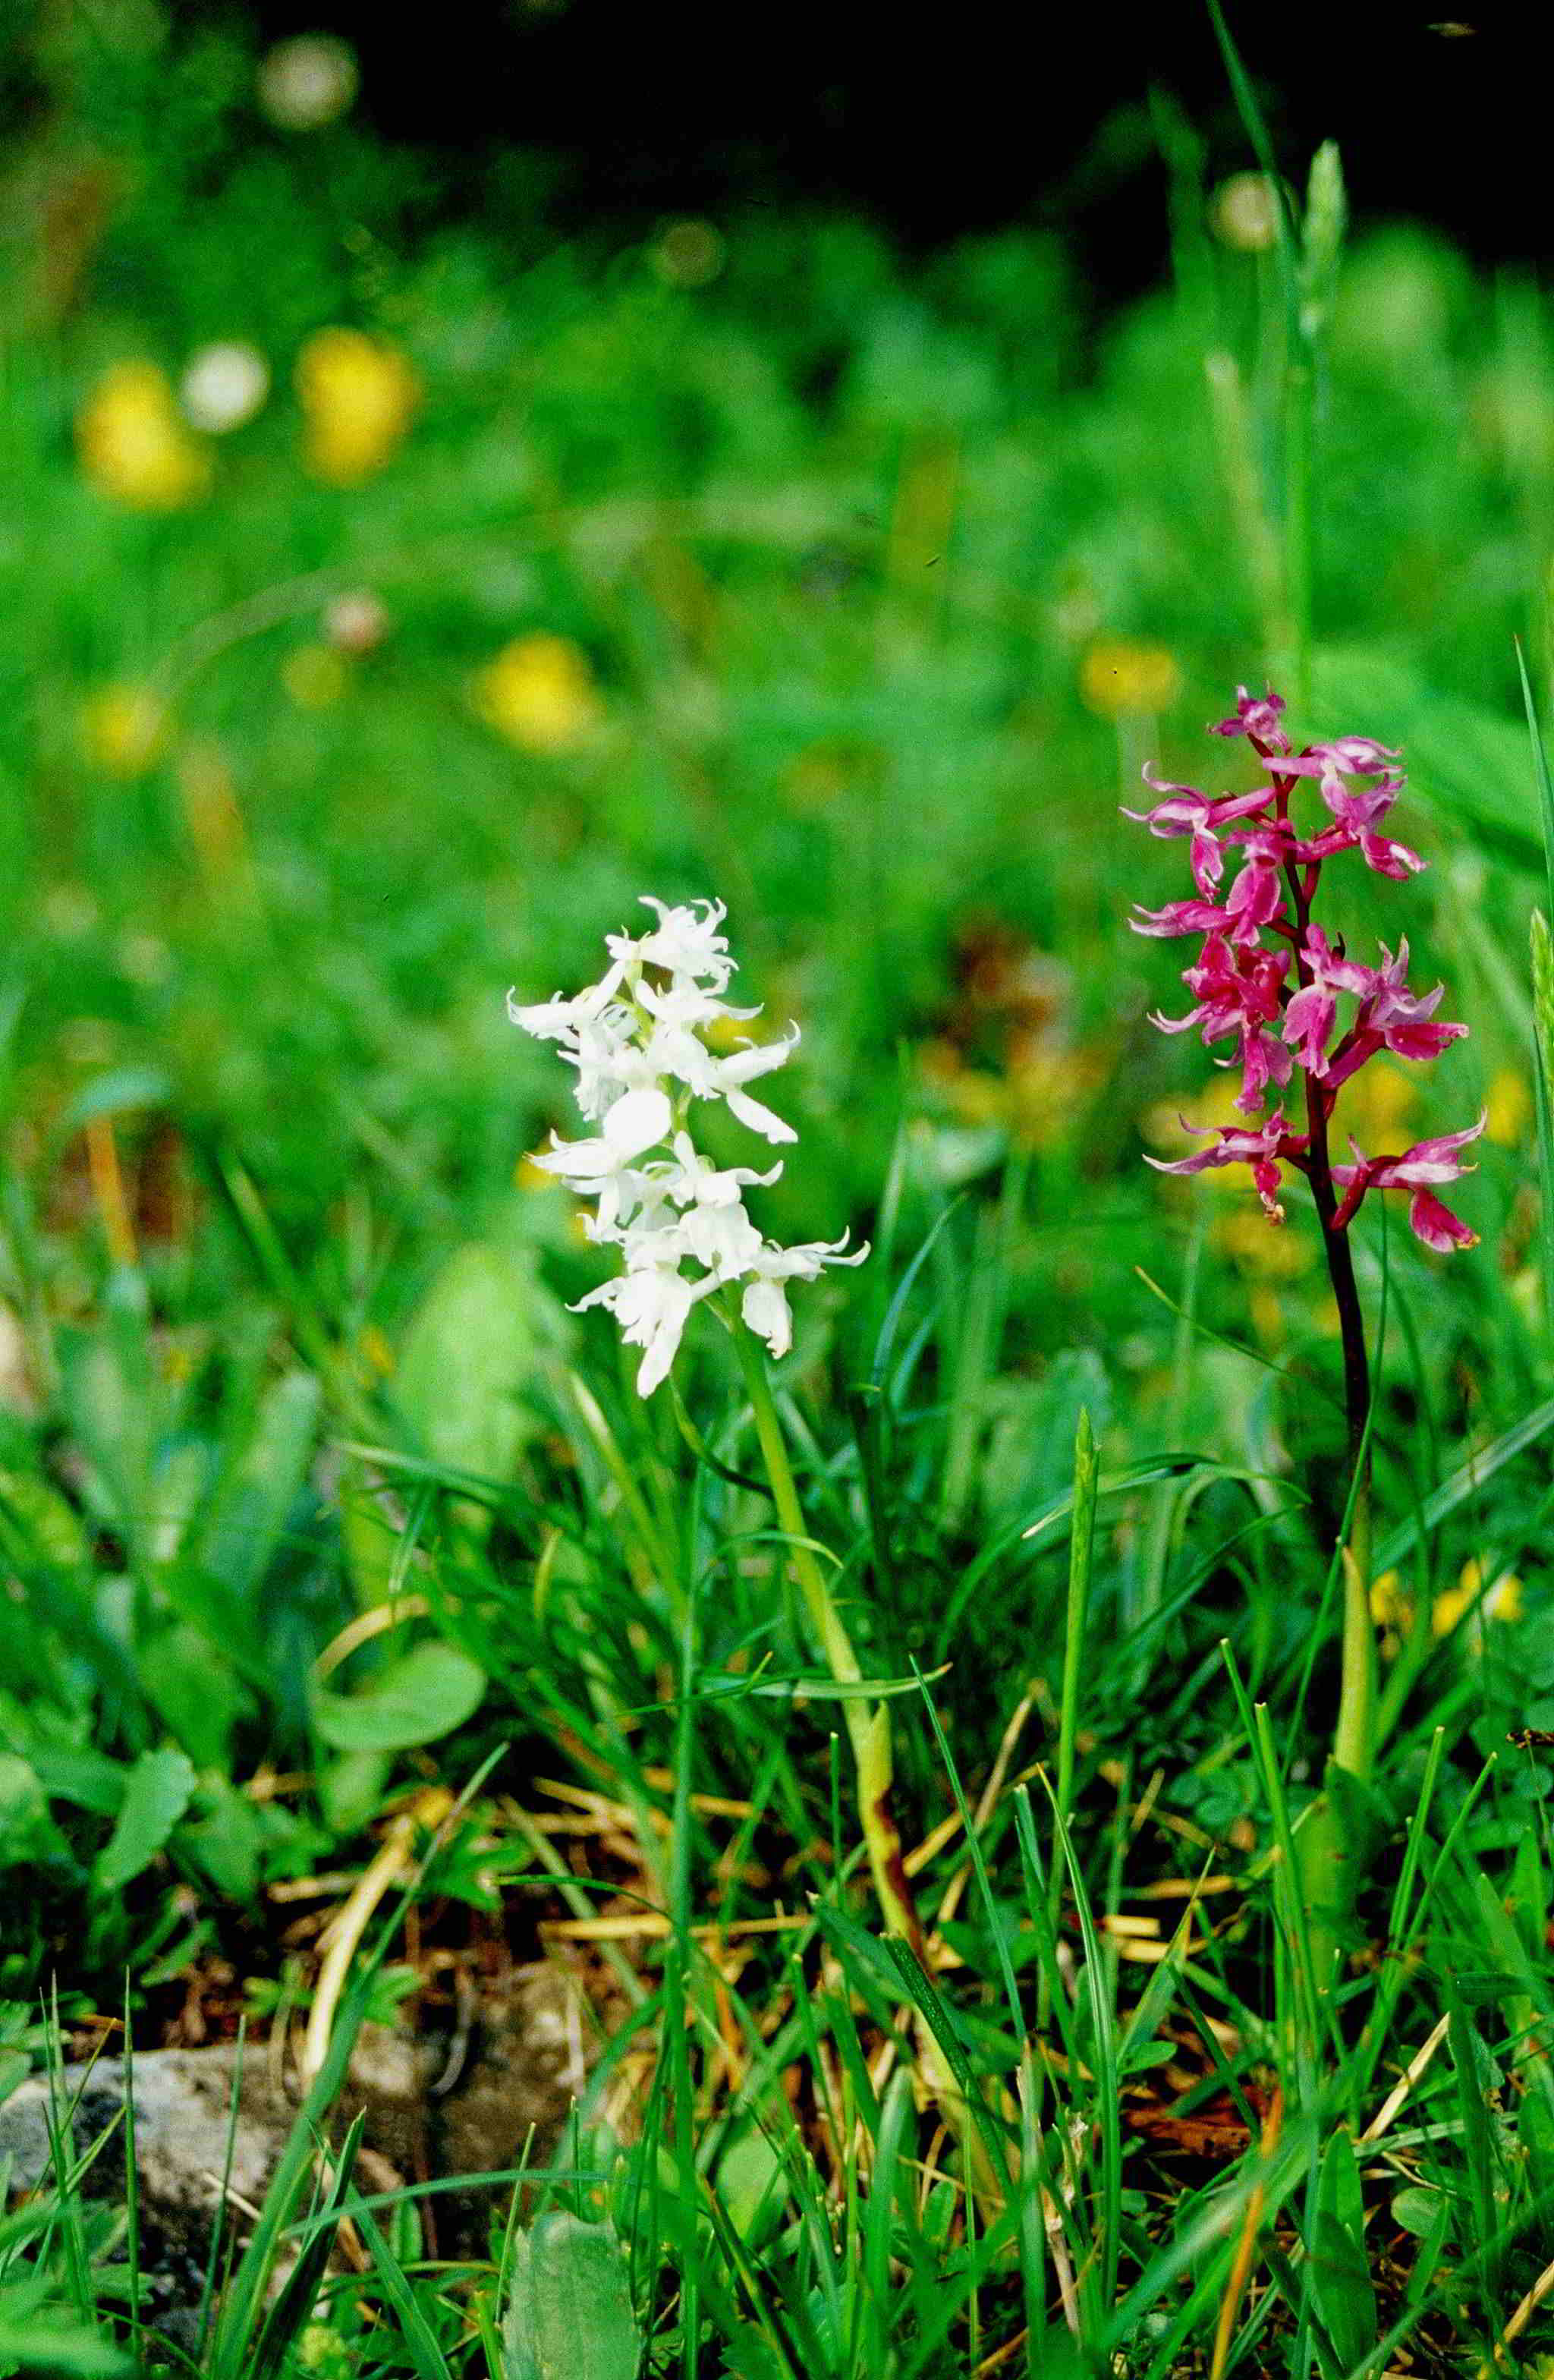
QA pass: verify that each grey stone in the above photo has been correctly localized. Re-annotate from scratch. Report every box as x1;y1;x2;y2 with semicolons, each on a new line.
0;1962;588;2338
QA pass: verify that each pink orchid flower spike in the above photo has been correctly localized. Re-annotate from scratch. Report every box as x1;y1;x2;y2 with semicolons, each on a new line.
1125;682;1480;1259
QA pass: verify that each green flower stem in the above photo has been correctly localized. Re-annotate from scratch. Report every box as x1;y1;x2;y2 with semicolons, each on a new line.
734;1324;926;1961
733;1326;1010;2208
1331;1481;1374;1787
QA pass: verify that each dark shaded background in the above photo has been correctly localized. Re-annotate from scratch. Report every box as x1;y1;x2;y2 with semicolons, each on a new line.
223;0;1539;294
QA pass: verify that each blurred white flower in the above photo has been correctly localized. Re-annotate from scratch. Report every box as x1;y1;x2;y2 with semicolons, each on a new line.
325;590;390;653
180;342;270;433
1211;173;1279;253
511;896;867;1393
257;35;358;131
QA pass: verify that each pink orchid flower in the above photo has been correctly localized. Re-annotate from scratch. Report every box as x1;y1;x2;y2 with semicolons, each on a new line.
1145;1107;1310;1223
1150;933;1291;1116
1126;684;1480;1255
1331;1117;1486;1251
1210;685;1292;751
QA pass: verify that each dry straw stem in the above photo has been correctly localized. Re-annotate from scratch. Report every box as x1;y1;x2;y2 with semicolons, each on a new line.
301;1785;455;2084
1357;2012;1451;2145
1208;2086;1284;2380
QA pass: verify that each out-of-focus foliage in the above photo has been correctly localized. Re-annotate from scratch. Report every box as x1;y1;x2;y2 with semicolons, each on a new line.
5;11;1554;2372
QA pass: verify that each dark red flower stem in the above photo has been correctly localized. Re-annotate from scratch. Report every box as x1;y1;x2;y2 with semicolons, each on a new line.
1260;745;1372;1478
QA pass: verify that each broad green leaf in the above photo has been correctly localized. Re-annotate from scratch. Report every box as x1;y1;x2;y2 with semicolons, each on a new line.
717;2328;788;2380
181;1779;265;1901
1392;2183;1451;2241
1519;2082;1554;2196
395;1239;567;1489
55;1330;156;1559
310;1641;486;1752
0;1472;92;1571
319;1748;394;1833
0;2319;129;2377
143;1620;251;1769
197;1370;321;1595
60;1067;172;1129
1310;2130;1376;2371
716;2125;788;2245
0;1754;74;1870
93;1746;197;1891
27;1742;125;1817
502;2210;642;2380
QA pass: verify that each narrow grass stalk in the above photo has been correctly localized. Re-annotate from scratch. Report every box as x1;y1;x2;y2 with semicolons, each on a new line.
121;1985;140;2345
734;1326;1005;2212
1043;1409;1097;2029
1513;641;1554;1348
1532;908;1554;1342
1221;1645;1324;2069
667;1564;700;2380
733;1322;923;1958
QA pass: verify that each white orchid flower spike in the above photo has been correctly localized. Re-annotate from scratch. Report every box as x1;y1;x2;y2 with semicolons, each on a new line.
512;896;868;1393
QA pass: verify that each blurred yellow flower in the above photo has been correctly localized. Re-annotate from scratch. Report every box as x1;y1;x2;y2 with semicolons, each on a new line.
1486;1065;1531;1147
1080;638;1182;719
1432;1557;1523;1638
357;1324;395;1379
1335;1058;1417;1152
79;685;171;777
296;328;419;485
1367;1560;1523;1648
917;1039;1097;1151
1369;1569;1408;1629
474;634;601;753
1007;1047;1103;1151
1142;1073;1247;1192
77;362;212;510
282;644;349;708
920;1040;1005;1125
1215;1204;1316;1279
651;219;725;288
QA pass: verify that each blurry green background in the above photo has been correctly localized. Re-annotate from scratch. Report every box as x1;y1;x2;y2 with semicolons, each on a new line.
5;6;1546;1307
0;0;1544;1541
0;0;1550;2065
8;27;1554;2367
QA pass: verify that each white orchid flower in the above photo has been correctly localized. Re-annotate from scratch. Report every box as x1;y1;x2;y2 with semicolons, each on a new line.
665;1132;782;1209
739;1234;870;1359
646;1022;800;1142
636;976;763;1032
609;896;735;988
564;1018;660;1119
507;965;626;1040
678;1198;765;1281
511;896;867;1392
573;1259;718;1396
529;1085;673;1233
